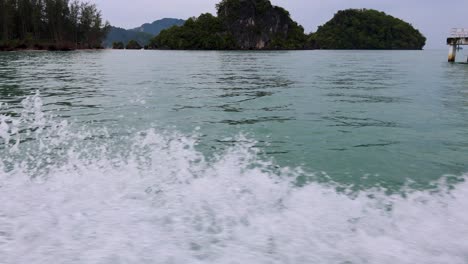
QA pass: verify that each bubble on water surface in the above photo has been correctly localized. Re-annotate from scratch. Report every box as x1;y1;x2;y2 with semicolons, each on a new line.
0;94;467;264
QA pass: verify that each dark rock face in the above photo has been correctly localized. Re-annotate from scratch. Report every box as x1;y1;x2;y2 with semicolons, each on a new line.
112;41;124;49
126;40;142;50
217;0;304;49
149;1;425;50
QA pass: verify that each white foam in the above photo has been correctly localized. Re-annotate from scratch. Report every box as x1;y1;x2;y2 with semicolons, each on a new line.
1;95;468;264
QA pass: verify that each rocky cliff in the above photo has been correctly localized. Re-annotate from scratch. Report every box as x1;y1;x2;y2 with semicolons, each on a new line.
148;1;426;50
216;0;306;49
148;0;306;50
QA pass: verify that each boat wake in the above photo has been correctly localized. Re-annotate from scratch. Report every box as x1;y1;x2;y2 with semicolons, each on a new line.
1;94;467;263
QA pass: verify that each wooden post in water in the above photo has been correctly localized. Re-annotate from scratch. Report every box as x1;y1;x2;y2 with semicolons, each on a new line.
447;28;468;62
448;44;457;62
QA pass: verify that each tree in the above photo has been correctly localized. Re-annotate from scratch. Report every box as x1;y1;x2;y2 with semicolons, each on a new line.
126;39;142;49
0;0;6;40
112;41;124;49
148;0;306;50
31;0;44;40
0;0;14;41
69;0;80;45
0;0;110;50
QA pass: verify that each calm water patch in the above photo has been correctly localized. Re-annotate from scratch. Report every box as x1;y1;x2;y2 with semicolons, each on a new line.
1;50;467;188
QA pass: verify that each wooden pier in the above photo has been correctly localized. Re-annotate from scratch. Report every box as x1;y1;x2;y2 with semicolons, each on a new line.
447;28;468;62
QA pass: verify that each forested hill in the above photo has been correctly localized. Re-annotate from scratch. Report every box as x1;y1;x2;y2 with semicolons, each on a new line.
131;18;185;35
148;0;307;50
104;18;185;48
309;9;426;50
0;0;109;51
147;0;425;50
103;27;153;48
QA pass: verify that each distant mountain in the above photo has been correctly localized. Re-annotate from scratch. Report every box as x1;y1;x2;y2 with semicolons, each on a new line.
104;27;153;48
131;18;185;35
103;18;185;48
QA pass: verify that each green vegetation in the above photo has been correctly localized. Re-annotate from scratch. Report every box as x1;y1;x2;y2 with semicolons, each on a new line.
104;19;185;48
148;0;306;50
104;27;152;48
131;18;185;35
112;41;124;49
268;17;307;50
0;0;110;51
148;2;425;50
148;14;235;50
309;9;426;50
125;39;142;49
0;0;425;51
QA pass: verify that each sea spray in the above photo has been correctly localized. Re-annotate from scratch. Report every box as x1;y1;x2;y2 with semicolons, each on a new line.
0;94;468;263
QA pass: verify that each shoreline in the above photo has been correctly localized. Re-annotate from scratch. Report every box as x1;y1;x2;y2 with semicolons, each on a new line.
0;48;427;52
1;45;426;52
0;48;105;52
0;42;105;52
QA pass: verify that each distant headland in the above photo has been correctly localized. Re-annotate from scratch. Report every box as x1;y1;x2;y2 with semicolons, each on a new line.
0;0;426;51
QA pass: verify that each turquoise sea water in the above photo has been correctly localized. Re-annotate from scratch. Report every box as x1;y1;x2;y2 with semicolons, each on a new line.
0;50;468;263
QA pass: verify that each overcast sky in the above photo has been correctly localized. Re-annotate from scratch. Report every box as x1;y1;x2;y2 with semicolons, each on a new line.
89;0;468;49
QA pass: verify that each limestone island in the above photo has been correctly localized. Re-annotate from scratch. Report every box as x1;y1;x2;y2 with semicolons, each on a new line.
309;9;427;50
146;0;426;50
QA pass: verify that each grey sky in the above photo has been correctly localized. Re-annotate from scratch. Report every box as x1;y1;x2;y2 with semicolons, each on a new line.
89;0;468;49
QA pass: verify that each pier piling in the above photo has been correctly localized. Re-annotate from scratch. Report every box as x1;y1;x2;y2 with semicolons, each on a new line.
447;28;468;62
448;44;457;62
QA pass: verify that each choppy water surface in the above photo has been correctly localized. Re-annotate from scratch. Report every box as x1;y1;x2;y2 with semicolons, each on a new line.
1;50;468;263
